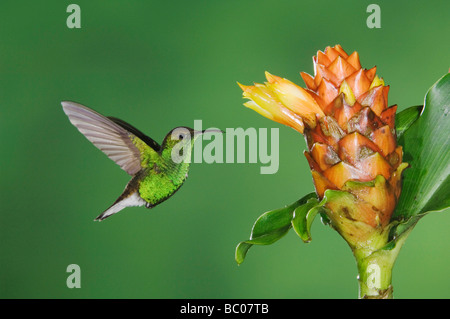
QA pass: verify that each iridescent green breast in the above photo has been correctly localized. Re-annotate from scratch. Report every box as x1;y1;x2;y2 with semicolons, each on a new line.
138;164;189;207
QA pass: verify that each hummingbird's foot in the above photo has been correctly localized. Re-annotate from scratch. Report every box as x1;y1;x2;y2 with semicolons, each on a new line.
145;202;152;208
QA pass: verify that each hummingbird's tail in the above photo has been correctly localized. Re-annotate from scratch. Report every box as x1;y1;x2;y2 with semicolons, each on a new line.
94;179;146;221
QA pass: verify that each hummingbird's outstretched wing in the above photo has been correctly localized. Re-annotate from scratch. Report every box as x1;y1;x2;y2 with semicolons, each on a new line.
62;101;160;175
106;116;161;153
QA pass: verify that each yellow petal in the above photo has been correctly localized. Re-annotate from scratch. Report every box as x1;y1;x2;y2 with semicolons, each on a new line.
369;75;385;90
243;101;274;120
240;83;276;110
279;107;305;133
264;71;282;84
339;80;356;106
237;82;250;92
244;100;305;133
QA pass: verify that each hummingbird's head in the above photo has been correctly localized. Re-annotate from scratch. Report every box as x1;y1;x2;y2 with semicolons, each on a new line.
163;127;223;148
162;126;223;164
161;127;200;164
162;127;196;149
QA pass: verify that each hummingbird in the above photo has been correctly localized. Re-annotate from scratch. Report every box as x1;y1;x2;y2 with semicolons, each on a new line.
62;101;215;221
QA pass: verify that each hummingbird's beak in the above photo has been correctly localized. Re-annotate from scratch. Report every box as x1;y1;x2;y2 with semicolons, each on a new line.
193;129;224;137
202;129;224;134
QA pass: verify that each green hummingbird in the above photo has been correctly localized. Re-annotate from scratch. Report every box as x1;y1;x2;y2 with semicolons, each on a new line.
62;101;214;221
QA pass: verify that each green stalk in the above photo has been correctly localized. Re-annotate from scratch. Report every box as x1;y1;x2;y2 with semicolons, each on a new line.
354;248;395;298
352;228;412;299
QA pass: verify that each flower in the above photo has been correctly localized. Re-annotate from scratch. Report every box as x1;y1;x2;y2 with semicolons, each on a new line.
239;45;408;248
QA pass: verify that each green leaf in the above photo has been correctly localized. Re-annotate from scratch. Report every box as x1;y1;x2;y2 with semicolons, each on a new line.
390;73;450;240
395;105;423;139
291;198;322;243
235;242;252;266
250;206;295;242
235;192;316;265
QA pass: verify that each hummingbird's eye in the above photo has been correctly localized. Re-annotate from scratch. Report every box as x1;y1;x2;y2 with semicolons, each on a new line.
178;134;184;140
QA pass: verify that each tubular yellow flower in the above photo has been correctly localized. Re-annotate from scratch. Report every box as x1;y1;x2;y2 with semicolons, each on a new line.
264;72;324;128
238;82;305;133
239;72;325;132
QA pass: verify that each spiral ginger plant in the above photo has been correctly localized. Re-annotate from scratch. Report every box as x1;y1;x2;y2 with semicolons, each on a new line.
236;45;450;299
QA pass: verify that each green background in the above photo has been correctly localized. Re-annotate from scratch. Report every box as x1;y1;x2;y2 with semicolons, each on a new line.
1;0;449;298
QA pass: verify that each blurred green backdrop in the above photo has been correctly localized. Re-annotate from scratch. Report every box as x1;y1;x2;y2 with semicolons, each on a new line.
1;0;449;299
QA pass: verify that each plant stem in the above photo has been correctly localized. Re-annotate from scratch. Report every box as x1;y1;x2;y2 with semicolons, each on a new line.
354;248;395;298
352;228;411;299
